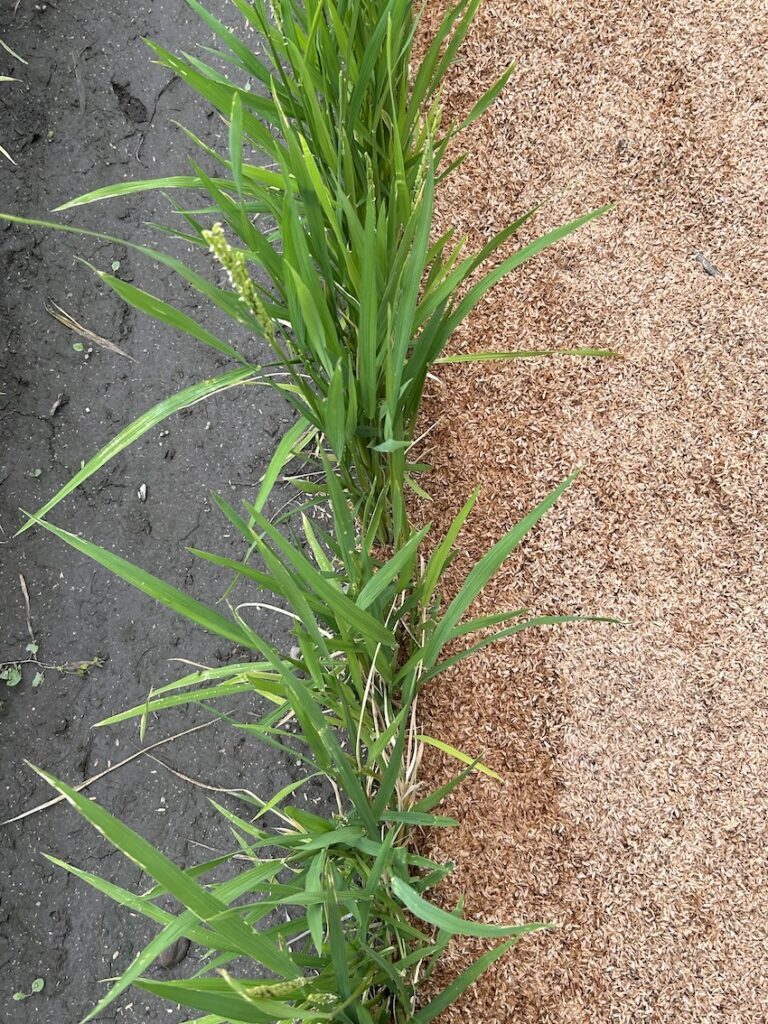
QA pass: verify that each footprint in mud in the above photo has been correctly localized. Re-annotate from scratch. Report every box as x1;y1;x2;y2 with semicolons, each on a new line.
111;81;149;125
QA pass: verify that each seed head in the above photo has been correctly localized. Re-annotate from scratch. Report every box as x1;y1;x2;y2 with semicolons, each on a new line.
202;222;275;342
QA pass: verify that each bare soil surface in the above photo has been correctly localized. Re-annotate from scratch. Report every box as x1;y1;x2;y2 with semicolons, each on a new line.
0;3;322;1021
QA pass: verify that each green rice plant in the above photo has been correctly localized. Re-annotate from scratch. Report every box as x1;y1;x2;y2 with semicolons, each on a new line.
5;1;619;1019
28;464;614;1023
6;0;613;546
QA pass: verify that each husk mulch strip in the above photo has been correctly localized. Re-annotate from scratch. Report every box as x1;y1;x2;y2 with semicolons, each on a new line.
413;2;768;1020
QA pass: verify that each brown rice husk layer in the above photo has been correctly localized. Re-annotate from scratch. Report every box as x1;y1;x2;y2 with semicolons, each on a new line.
412;2;768;1020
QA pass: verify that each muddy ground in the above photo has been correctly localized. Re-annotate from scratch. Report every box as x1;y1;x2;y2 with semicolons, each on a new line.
0;3;319;1021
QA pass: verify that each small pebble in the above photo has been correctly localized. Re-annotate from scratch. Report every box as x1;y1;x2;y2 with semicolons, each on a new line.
692;251;720;277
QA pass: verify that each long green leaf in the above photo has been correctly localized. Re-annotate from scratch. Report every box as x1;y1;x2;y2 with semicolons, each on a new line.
16;367;255;536
417;735;501;780
133;979;326;1022
46;855;284;1023
53;174;280;212
355;525;429;610
442;207;613;339
390;876;547;939
415;939;518;1023
31;766;299;977
437;346;621;363
424;613;621;683
97;271;248;363
423;473;579;667
24;514;257;648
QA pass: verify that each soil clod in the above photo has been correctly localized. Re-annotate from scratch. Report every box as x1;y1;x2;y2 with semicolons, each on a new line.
156;937;190;969
111;81;149;125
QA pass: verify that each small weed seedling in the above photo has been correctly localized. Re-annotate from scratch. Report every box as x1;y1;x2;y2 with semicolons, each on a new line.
12;978;45;1002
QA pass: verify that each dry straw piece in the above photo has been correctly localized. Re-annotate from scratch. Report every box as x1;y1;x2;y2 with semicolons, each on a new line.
414;1;768;1021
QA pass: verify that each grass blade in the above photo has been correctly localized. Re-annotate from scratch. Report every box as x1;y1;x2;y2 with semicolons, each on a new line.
96;271;248;363
390;876;548;939
437;347;621;363
422;473;579;667
416;735;501;780
31;766;300;978
16;367;255;536
24;514;256;648
415;939;518;1023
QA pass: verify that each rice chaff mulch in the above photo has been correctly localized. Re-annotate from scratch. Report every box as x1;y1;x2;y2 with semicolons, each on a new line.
414;2;768;1020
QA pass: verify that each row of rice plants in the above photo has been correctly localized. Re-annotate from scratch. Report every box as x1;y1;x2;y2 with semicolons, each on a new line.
6;2;613;1021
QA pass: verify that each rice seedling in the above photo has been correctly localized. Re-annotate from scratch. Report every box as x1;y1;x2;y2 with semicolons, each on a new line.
4;1;618;1019
28;464;613;1023
7;0;613;547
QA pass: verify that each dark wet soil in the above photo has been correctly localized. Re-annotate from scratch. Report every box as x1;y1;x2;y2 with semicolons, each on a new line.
0;3;317;1020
